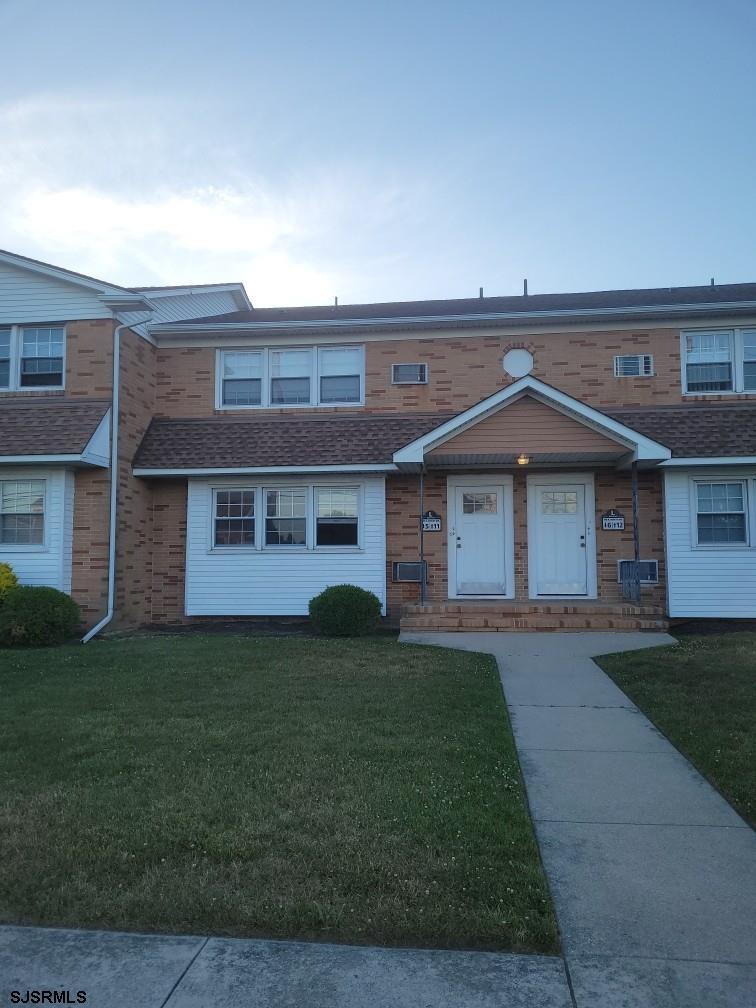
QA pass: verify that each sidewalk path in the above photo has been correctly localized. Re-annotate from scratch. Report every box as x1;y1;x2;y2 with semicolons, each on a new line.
0;926;572;1007
401;630;756;1007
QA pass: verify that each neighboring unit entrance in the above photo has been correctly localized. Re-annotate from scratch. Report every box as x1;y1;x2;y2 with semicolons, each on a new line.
529;479;593;596
451;483;510;596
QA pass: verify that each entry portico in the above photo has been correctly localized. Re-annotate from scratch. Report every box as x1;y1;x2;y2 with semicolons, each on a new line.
392;377;670;627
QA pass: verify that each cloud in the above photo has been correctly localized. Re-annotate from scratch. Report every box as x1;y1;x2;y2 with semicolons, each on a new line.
0;92;438;305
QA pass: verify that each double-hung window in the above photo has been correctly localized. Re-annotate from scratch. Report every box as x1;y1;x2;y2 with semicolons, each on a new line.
684;331;733;392
217;345;363;408
0;328;10;389
315;488;359;546
0;480;45;545
265;488;307;545
0;325;65;391
212;485;361;550
221;352;263;406
695;481;748;546
214;490;255;546
682;328;756;394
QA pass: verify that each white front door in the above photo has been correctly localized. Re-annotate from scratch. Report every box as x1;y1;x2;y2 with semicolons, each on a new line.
454;485;507;595
533;483;588;595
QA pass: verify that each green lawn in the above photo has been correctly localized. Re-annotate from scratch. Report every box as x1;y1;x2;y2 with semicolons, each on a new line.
597;632;756;826
0;634;557;952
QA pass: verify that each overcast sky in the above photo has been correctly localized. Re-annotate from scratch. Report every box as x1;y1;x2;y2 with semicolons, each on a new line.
0;0;754;306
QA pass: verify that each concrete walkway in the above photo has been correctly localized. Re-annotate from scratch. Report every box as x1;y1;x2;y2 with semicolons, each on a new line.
401;630;756;1007
0;926;573;1007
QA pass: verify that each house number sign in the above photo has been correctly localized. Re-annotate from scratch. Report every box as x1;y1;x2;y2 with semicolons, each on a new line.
602;509;625;531
421;510;442;532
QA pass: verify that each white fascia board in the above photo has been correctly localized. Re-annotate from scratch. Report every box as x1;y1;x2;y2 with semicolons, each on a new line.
0;453;107;467
150;299;756;335
392;376;671;464
133;463;397;477
661;456;756;467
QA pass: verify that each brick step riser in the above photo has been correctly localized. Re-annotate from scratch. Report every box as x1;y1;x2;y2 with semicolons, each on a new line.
401;617;669;632
404;605;664;617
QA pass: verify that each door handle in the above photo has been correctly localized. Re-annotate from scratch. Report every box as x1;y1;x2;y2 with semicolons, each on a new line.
579;535;586;549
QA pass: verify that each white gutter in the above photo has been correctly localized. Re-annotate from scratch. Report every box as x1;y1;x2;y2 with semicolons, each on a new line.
660;456;756;467
133;463;397;477
82;314;151;643
150;299;756;335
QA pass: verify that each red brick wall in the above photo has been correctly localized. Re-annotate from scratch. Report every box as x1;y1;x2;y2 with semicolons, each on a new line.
385;469;666;617
154;325;756;419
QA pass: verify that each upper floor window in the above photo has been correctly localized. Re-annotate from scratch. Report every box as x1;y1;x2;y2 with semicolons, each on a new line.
217;345;364;409
682;328;756;394
0;325;65;391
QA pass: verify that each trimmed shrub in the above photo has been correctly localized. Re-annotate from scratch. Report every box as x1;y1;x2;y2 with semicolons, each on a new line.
309;584;381;637
0;563;18;604
0;585;81;647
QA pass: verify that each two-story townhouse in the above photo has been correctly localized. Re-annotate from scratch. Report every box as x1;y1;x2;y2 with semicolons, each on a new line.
2;248;756;634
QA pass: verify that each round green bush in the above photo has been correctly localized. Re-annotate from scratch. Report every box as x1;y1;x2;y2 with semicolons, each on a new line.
0;585;81;647
309;584;381;637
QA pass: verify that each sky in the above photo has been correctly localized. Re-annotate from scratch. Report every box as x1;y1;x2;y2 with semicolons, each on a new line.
0;0;754;307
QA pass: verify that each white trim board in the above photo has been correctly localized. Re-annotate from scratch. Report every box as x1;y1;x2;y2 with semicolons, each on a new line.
526;472;598;600
134;463;395;477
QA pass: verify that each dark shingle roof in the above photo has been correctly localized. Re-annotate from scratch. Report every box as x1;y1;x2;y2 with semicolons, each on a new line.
609;403;756;457
133;412;453;470
0;399;110;456
171;282;756;328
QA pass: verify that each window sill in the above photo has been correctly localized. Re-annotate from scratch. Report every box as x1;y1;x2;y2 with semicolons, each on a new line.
207;546;363;555
0;544;48;553
216;402;364;411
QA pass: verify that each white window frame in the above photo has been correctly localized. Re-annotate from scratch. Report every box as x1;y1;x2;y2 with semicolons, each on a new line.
681;328;756;395
0;478;48;551
215;345;364;410
689;478;751;549
613;354;654;378
0;325;66;392
391;362;429;385
208;483;363;553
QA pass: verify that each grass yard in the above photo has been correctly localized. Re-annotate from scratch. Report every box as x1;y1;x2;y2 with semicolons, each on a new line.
598;632;756;826
0;634;557;952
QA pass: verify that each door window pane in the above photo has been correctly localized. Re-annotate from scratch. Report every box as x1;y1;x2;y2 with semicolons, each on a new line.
0;480;45;544
20;327;64;387
265;489;307;545
462;492;497;514
541;491;577;514
222;352;262;406
270;350;311;404
214;489;255;545
319;347;362;403
316;488;358;545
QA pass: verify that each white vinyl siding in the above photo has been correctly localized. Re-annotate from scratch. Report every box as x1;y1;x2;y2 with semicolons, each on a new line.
0;467;73;592
664;467;756;617
185;476;386;616
0;262;112;324
216;345;364;409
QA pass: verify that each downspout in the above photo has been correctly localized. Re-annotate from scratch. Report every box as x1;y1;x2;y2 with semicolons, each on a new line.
82;313;150;642
419;466;426;605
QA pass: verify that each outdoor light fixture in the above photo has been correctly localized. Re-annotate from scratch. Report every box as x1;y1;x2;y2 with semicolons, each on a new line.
517;453;530;466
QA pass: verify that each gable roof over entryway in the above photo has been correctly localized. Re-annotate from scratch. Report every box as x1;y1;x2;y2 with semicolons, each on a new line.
393;376;672;469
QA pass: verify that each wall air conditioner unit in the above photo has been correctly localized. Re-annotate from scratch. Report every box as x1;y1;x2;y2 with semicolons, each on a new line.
391;363;428;384
617;559;659;584
392;561;427;583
